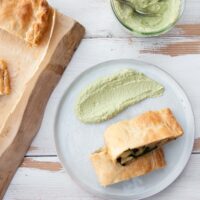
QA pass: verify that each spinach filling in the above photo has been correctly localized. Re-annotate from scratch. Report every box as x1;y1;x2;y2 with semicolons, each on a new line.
117;144;158;166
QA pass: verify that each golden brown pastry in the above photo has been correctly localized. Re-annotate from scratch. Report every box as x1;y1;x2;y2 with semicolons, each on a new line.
0;0;51;45
0;60;11;95
90;147;166;186
104;108;183;165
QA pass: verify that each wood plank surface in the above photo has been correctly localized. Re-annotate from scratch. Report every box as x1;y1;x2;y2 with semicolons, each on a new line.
49;0;200;38
3;0;200;199
4;155;200;200
23;38;200;156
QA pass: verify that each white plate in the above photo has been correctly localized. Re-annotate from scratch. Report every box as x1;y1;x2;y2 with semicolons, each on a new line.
54;59;194;200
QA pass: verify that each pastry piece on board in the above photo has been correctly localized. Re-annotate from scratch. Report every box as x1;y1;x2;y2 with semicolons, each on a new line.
0;60;11;95
0;0;50;45
104;108;183;165
0;7;55;134
90;147;166;186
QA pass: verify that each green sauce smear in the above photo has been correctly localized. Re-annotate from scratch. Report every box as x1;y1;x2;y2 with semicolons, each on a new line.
75;69;164;123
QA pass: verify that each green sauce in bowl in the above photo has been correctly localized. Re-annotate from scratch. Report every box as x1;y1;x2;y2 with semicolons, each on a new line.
111;0;183;36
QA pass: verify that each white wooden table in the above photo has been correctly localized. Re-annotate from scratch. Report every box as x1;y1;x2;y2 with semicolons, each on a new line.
4;0;200;199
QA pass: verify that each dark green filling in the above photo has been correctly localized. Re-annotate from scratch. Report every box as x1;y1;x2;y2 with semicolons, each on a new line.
117;145;158;166
142;145;158;155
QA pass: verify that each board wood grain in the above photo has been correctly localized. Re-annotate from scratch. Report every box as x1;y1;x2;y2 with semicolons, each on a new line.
0;12;84;199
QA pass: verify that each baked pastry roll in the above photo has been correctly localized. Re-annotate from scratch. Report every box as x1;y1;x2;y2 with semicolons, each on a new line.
0;0;51;45
104;108;183;165
90;147;166;186
0;60;11;95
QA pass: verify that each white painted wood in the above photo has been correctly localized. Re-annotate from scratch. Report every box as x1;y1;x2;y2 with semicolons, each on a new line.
4;155;200;200
28;37;200;156
4;0;200;199
48;0;200;38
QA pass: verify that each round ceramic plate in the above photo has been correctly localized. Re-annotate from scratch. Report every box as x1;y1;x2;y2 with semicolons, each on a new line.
54;59;194;200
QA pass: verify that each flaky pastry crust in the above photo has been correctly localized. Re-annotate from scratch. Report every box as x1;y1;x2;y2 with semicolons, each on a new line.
0;0;50;45
90;147;166;186
104;108;183;162
0;60;11;95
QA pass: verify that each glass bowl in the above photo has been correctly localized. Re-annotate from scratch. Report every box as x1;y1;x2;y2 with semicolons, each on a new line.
110;0;185;37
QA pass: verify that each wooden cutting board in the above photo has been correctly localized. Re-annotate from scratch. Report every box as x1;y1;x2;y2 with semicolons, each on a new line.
0;11;85;199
